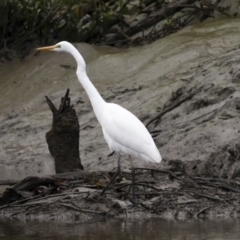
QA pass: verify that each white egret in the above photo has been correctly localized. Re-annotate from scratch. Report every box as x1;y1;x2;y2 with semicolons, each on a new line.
36;41;162;200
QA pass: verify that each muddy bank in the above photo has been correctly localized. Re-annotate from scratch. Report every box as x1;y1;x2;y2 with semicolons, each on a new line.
1;18;240;175
1;18;240;221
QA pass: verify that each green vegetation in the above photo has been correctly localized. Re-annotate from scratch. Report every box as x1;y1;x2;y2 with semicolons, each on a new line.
0;0;231;61
0;0;135;60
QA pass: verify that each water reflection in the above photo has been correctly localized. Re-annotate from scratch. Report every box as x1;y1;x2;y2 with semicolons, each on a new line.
0;219;239;240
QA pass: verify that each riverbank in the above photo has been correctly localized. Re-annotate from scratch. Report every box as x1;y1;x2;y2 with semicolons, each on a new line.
1;17;240;221
1;166;240;222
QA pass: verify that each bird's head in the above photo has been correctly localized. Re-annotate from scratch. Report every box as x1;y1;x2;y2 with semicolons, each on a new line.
36;41;74;53
36;41;86;71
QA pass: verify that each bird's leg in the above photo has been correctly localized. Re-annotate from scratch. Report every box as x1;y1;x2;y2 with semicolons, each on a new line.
100;154;121;196
130;157;135;202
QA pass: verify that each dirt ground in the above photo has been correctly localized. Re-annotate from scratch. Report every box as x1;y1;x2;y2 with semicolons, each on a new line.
1;18;240;222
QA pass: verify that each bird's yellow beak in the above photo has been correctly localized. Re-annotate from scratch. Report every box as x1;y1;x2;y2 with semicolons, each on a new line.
36;45;58;51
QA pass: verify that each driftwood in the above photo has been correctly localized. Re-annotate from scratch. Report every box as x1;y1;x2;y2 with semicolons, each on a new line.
0;171;103;208
0;176;57;206
0;180;19;186
45;89;84;173
1;167;240;220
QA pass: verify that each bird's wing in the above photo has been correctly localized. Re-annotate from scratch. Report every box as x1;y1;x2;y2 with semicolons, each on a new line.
102;103;154;154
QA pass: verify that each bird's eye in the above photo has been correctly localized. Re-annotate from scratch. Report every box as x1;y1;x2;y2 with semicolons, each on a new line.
56;45;61;48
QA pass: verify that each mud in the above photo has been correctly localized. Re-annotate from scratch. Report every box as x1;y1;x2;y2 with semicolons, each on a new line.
1;18;240;222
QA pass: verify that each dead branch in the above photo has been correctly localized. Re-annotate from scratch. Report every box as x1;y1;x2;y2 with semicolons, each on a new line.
146;85;203;128
195;206;213;218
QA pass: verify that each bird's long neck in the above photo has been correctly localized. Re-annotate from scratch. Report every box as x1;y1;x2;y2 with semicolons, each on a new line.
70;46;106;124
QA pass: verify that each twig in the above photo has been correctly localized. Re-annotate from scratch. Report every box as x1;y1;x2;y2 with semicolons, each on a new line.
134;167;181;179
115;182;160;191
9;192;90;207
218;185;240;194
0;187;56;210
0;194;44;210
195;206;213;218
193;193;225;202
146;86;203;128
150;129;162;134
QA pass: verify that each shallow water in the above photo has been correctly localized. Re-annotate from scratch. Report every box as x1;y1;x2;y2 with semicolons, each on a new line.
0;219;239;240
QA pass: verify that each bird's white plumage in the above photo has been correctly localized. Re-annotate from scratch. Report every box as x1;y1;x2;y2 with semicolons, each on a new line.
100;103;161;163
37;41;162;165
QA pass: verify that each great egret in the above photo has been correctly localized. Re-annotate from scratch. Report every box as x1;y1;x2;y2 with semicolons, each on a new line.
36;41;162;200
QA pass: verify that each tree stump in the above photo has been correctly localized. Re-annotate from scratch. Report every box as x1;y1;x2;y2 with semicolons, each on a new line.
45;89;84;173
